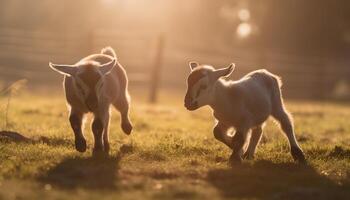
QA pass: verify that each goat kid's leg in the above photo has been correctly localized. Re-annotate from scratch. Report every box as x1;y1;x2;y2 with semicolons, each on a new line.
213;121;233;149
92;116;105;156
273;110;306;163
113;94;133;135
229;128;249;164
69;110;86;152
243;125;264;160
102;111;111;154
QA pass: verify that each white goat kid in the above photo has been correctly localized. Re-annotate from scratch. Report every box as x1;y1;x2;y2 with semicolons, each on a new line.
184;62;306;164
49;47;132;155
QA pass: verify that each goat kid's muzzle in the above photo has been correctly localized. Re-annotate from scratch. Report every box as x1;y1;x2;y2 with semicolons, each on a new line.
184;95;198;111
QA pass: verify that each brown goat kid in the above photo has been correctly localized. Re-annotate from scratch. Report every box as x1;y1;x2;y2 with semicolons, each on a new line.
49;47;132;155
184;62;306;164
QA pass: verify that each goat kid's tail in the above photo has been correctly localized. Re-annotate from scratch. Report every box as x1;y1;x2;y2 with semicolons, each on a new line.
101;46;117;59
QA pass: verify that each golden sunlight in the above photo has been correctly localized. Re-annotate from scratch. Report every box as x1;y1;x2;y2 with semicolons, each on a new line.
0;1;350;200
236;22;252;38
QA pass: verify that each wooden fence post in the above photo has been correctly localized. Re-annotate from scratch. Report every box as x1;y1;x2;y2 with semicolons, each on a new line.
149;34;165;103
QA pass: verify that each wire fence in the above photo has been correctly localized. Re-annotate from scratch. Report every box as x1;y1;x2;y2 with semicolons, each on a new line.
0;28;349;100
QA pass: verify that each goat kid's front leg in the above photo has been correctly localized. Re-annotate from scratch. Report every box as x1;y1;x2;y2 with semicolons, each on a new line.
229;127;249;164
213;121;233;149
243;125;264;160
92;115;105;156
69;110;86;152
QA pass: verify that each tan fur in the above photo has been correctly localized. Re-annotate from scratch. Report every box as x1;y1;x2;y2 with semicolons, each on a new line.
50;47;132;155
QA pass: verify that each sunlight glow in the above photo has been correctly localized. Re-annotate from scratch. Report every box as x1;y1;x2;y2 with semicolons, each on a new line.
238;8;250;21
236;22;252;38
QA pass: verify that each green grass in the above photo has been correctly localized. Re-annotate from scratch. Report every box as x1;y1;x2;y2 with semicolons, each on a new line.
0;90;349;200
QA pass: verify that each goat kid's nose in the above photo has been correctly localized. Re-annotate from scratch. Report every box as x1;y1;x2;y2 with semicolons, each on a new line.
184;95;192;105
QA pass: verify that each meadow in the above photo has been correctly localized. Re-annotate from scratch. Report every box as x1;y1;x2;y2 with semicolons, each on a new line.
0;89;349;200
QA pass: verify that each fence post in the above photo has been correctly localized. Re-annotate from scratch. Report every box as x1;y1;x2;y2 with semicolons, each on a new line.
149;34;165;103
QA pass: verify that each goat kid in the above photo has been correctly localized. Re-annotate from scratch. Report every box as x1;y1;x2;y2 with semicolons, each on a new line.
184;62;306;164
49;47;132;155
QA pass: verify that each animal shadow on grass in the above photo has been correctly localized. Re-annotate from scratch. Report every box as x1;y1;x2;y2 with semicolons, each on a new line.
207;160;350;200
39;154;122;190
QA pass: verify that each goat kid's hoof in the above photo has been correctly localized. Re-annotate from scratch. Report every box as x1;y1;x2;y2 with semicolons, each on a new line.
122;123;133;135
242;152;254;160
75;138;87;152
229;154;243;165
103;144;110;155
92;149;108;158
291;146;307;164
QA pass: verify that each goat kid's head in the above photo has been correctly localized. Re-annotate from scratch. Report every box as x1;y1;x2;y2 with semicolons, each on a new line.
49;59;116;111
184;61;235;111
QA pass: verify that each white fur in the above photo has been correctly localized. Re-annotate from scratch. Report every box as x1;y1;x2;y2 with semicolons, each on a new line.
185;62;305;163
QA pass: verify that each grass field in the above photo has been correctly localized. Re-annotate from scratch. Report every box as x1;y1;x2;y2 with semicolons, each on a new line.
0;90;350;200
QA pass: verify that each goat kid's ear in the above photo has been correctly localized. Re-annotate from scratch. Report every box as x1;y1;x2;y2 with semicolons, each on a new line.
189;61;199;71
49;62;77;76
213;63;235;79
99;59;116;75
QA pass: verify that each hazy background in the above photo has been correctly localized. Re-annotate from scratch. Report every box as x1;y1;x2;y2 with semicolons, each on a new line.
0;0;349;100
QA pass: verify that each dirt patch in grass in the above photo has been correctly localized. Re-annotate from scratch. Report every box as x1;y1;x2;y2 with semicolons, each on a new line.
0;130;71;147
0;130;31;142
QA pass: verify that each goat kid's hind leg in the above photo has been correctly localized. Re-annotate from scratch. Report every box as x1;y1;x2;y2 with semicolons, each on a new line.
273;109;306;163
243;125;264;160
102;111;111;154
213;121;233;149
229;127;249;164
69;110;86;152
113;93;133;135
